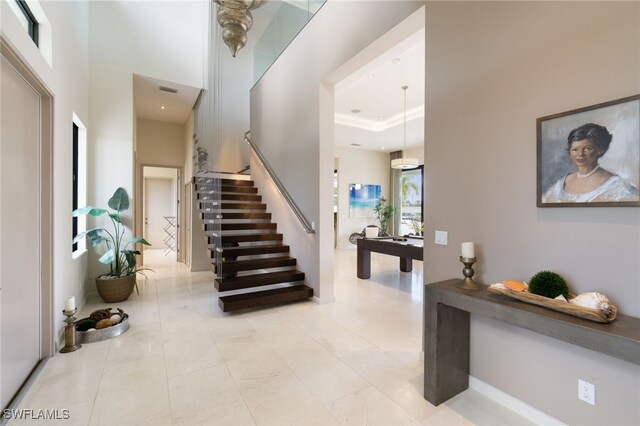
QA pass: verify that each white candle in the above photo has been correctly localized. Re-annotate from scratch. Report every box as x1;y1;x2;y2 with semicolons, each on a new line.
461;242;475;258
64;296;76;312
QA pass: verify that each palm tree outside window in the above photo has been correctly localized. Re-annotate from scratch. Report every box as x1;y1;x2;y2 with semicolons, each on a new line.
399;166;423;236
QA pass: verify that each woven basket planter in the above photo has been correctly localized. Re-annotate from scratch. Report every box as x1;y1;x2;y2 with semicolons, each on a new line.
96;275;135;303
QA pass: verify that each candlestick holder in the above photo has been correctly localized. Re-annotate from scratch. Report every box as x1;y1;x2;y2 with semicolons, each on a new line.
60;308;81;353
456;256;482;290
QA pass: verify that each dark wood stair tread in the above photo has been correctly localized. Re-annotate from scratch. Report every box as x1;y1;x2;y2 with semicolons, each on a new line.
218;285;313;312
220;194;262;201
215;256;296;274
208;233;282;244
202;212;272;220
213;244;290;257
199;202;267;210
196;186;258;194
215;270;305;291
205;223;277;231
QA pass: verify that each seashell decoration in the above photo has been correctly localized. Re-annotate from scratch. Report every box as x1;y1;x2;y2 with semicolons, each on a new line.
110;314;122;325
569;292;612;315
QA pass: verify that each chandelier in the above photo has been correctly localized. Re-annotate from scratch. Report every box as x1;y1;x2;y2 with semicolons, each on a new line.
214;0;267;57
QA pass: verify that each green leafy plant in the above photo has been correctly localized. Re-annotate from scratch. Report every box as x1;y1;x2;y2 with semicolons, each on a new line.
528;270;569;299
410;218;424;236
73;187;151;292
373;197;397;234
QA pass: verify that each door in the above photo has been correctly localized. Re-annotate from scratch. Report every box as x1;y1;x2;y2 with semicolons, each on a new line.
144;178;174;252
1;55;42;409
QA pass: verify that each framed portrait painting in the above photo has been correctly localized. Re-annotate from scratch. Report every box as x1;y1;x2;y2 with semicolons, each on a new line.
537;94;640;207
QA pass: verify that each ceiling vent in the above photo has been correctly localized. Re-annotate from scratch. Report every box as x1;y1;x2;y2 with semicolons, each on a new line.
159;85;178;94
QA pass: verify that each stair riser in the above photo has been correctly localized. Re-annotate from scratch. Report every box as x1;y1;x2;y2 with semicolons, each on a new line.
208;234;283;244
195;178;254;187
213;245;290;258
215;272;305;291
218;285;313;312
216;258;297;274
196;186;258;194
205;223;277;231
197;193;262;202
199;203;267;210
201;212;272;220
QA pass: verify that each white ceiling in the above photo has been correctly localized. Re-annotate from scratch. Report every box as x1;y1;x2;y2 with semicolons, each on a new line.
334;28;425;153
133;74;201;124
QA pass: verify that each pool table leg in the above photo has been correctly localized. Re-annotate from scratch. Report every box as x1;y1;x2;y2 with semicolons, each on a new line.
357;245;371;279
400;257;413;272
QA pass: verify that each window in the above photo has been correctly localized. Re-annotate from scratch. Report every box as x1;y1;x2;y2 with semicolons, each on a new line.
399;165;423;236
14;0;39;46
72;115;87;255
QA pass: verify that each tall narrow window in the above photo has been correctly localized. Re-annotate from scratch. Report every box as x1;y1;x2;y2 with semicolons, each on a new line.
14;0;39;46
399;166;424;236
72;115;87;255
72;123;79;251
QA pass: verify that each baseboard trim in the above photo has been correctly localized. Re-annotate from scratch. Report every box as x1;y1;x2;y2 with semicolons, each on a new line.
313;295;336;305
469;376;565;425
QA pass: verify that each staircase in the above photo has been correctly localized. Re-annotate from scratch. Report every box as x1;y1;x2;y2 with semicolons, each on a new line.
195;176;313;312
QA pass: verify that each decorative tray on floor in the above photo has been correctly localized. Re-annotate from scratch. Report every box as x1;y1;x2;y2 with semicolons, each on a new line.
76;308;130;343
487;287;617;323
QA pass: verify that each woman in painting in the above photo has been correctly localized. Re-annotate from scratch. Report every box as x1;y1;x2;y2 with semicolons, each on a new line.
542;123;639;203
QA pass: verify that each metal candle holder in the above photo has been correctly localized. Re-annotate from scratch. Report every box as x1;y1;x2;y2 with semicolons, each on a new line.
456;256;481;290
60;308;81;353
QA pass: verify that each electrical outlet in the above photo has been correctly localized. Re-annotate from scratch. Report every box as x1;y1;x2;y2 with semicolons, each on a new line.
435;230;448;245
578;379;595;405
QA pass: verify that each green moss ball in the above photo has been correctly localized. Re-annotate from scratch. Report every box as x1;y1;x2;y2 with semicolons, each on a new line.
528;271;569;299
75;318;96;332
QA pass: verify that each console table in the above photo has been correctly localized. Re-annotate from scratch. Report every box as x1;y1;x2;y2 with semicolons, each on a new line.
424;279;640;406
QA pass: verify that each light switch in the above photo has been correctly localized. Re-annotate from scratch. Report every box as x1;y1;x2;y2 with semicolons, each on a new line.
435;230;448;245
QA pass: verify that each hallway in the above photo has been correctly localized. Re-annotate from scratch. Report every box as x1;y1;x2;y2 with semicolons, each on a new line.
12;250;530;425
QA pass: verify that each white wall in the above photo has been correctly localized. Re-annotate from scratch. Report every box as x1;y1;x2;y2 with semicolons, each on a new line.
88;0;207;278
335;147;391;249
425;2;639;424
135;119;185;262
403;145;424;165
251;1;424;299
1;0;90;343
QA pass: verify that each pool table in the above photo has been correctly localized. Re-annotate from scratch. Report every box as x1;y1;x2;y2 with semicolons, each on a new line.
357;236;424;279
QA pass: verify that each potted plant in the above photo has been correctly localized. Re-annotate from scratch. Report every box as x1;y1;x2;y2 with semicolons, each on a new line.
373;197;397;235
73;187;151;303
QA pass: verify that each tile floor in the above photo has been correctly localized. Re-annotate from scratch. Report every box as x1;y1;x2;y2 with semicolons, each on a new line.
13;249;532;425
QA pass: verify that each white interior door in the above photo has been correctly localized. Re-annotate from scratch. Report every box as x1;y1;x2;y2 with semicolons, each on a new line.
144;178;174;251
1;55;42;409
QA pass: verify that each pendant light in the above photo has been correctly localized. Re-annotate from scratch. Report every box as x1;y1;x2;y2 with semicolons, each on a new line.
391;85;419;169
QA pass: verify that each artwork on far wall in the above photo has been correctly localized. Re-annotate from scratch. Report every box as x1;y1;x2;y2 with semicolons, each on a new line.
349;183;381;217
537;94;640;207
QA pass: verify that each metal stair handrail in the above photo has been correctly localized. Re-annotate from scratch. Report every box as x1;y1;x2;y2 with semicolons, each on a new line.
244;131;315;234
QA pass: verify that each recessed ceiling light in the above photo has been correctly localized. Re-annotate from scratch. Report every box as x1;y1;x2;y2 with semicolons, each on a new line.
351;109;361;114
378;116;384;120
160;105;166;110
381;146;385;150
367;73;375;79
350;143;361;147
392;57;401;65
